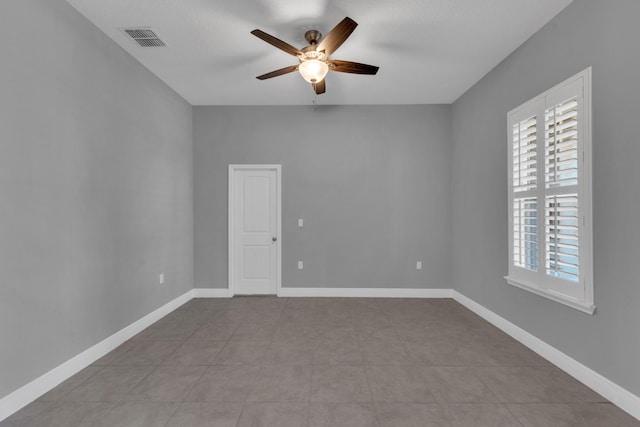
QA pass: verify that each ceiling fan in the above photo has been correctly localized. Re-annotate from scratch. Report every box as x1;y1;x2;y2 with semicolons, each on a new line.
251;17;379;95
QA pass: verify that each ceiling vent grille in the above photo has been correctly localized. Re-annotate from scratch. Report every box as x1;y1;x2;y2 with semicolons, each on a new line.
122;28;166;47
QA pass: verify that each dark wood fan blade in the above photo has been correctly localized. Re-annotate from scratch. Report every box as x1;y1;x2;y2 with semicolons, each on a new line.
317;17;358;56
329;60;379;75
251;29;301;56
256;65;299;80
313;79;326;95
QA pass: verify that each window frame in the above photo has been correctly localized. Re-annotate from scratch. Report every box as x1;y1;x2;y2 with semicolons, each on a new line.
505;67;594;314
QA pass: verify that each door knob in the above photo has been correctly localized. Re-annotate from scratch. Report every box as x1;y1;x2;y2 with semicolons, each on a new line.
272;237;277;242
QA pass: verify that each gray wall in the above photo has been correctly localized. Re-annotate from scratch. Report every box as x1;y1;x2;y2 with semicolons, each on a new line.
0;0;193;398
451;0;640;396
194;105;451;290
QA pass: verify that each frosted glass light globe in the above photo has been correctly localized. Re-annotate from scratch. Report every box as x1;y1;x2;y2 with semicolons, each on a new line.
298;60;329;83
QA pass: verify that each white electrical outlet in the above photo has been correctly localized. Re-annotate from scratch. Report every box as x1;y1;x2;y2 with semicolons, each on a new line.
298;219;304;227
416;262;422;270
159;273;164;284
298;261;303;269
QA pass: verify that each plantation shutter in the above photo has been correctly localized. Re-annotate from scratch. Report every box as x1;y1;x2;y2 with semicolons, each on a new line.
506;67;593;313
544;98;580;282
512;115;538;271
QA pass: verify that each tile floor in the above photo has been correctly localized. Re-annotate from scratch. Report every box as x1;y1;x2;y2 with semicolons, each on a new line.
2;297;638;426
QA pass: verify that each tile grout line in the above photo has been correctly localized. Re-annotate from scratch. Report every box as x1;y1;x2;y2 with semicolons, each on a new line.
150;303;240;425
361;361;382;425
160;400;181;427
468;366;527;426
502;402;528;427
179;363;209;405
307;312;313;427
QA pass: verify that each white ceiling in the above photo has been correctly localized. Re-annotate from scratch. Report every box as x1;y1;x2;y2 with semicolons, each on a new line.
65;0;572;106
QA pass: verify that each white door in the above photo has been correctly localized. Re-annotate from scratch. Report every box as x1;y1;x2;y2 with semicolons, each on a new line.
229;166;280;295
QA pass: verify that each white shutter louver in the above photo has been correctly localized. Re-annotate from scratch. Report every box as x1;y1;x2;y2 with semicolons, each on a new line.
543;96;580;283
545;194;579;282
513;198;538;271
512;115;538;271
545;98;578;188
513;116;537;192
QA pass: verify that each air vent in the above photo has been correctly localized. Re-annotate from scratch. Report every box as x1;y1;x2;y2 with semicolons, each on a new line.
122;28;166;47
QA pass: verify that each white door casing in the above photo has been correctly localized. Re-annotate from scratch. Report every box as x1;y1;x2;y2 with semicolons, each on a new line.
229;165;281;295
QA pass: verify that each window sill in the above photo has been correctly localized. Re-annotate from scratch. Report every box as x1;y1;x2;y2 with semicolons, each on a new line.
505;276;596;315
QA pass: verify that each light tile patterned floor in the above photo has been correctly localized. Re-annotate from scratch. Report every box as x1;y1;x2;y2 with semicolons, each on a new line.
3;297;638;426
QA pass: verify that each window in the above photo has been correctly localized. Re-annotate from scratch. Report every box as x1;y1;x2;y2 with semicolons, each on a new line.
506;68;594;314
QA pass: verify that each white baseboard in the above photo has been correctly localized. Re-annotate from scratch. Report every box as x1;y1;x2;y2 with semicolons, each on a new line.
193;288;232;298
0;290;194;423
452;290;640;421
192;287;452;299
277;287;452;298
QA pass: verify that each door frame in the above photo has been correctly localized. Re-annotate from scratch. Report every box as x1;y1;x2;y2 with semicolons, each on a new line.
228;164;282;297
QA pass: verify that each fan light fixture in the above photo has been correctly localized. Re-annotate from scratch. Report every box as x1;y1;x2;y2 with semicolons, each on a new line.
298;60;329;83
